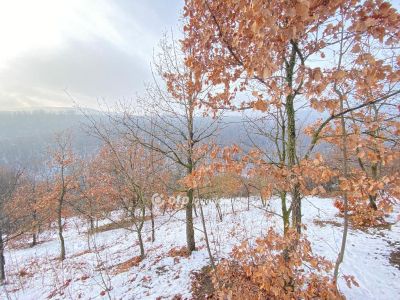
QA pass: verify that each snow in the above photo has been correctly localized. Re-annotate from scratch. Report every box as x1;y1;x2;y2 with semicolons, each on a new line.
1;197;399;299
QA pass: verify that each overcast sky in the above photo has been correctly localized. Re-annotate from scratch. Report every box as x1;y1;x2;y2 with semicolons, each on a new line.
0;0;183;111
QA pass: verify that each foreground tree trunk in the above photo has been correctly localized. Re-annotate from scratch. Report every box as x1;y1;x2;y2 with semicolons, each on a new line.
334;21;349;284
286;43;302;234
290;185;301;234
186;188;196;252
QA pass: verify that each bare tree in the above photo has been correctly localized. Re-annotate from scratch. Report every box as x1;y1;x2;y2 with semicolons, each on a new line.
0;166;21;283
107;35;221;253
48;132;76;261
80;113;169;259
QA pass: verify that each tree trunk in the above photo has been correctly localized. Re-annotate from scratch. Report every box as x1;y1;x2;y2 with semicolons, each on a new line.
333;23;349;284
286;95;301;233
333;98;350;283
368;195;378;210
369;163;378;210
150;201;155;242
368;106;380;211
186;189;196;253
198;198;215;269
290;185;301;234
137;198;146;259
193;200;198;218
286;42;301;234
287;93;301;233
260;195;266;207
137;229;145;259
31;233;37;248
285;41;301;233
90;217;94;231
280;191;290;235
57;200;66;261
186;97;196;254
31;209;38;247
87;229;91;251
0;230;5;283
214;200;223;222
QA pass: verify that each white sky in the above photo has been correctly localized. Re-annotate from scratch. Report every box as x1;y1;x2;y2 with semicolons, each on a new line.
0;0;182;110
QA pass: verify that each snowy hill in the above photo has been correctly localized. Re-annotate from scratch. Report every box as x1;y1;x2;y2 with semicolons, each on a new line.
1;197;399;299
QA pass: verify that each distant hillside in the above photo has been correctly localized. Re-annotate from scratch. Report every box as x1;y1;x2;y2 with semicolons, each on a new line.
0;107;324;170
0;108;101;168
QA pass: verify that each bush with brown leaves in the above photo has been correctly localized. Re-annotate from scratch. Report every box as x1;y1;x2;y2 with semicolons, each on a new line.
334;194;394;227
212;229;349;300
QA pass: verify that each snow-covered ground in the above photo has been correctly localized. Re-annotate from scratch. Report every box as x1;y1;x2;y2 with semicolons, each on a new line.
1;197;399;299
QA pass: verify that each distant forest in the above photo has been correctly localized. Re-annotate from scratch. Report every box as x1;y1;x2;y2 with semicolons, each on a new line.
0;109;321;171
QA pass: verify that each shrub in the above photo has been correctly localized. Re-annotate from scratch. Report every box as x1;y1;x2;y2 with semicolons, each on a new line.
212;229;344;299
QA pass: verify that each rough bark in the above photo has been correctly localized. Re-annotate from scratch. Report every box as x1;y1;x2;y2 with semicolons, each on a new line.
186;188;196;252
280;191;290;235
186;101;196;254
57;198;66;261
137;229;145;259
286;43;301;234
